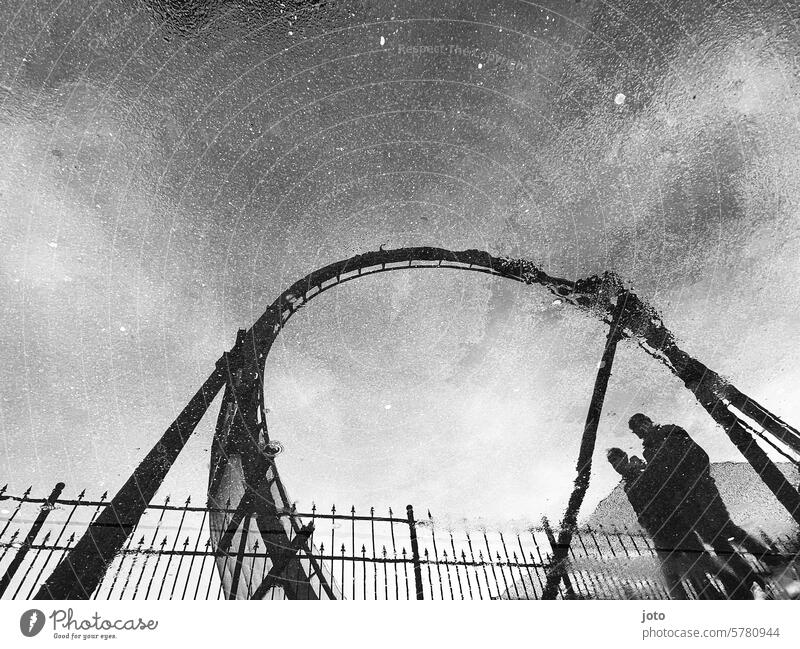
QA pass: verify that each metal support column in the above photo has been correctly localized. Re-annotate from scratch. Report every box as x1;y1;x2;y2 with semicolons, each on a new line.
406;505;424;599
35;347;238;600
543;292;628;599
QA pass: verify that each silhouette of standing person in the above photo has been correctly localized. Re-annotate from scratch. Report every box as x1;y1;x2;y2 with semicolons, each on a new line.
606;448;725;599
627;413;773;598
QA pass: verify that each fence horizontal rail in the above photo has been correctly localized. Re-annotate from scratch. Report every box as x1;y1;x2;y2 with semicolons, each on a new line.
0;493;408;523
1;484;798;600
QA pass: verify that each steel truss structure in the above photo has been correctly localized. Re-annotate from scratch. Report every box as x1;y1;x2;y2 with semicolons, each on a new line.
25;247;800;600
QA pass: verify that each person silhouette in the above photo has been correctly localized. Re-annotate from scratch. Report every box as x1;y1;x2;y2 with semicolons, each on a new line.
606;448;725;599
626;413;774;598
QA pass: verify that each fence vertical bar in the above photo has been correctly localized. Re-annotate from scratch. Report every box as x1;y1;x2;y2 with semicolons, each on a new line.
350;506;356;600
30;533;74;600
623;527;666;599
511;552;529;599
401;547;410;599
181;507;208;600
517;533;543;596
566;529;590;598
193;539;213;600
478;550;494;599
565;534;591;599
340;544;346;600
169;538;191;599
158;497;191;599
135;496;169;599
27;489;87;599
389;508;399;600
83;491;111;600
329;505;336;599
214;499;234;600
247;539;259;598
105;536;132;600
382;546;389;600
370;508;378;600
449;534;464;599
0;482;64;598
460;550;474;599
465;534;483;600
142;538;168;599
424;549;434;599
361;545;367;600
119;537;145;599
12;531;51;599
0;486;31;542
574;528;607;599
495;552;511;598
482;532;501;599
406;505;424;599
499;533;521;599
228;512;251;599
0;530;20;565
428;511;444;598
440;550;452;599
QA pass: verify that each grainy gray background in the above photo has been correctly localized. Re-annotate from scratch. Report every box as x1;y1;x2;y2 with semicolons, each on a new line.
1;0;798;526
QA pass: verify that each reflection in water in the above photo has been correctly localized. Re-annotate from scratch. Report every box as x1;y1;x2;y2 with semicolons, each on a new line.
607;413;790;599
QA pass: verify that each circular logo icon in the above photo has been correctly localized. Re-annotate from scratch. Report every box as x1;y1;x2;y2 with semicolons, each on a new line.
20;609;45;637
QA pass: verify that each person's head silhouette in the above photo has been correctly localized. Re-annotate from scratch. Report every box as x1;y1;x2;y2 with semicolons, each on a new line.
628;413;655;440
606;448;630;475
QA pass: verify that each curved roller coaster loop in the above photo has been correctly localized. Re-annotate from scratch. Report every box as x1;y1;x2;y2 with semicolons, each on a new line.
36;247;800;600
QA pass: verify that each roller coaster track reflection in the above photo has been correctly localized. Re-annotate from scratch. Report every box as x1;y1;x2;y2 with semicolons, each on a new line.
36;247;800;600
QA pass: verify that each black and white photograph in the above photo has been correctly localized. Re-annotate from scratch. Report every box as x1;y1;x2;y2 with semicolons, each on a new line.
0;0;799;643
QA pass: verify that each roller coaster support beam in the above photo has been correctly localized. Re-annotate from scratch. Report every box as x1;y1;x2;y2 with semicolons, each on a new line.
542;291;629;599
35;343;240;599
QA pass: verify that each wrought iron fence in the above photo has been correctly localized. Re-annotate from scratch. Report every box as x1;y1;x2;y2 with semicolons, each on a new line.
1;483;798;600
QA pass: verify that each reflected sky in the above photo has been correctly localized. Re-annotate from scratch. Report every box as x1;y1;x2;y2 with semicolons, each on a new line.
1;0;799;525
